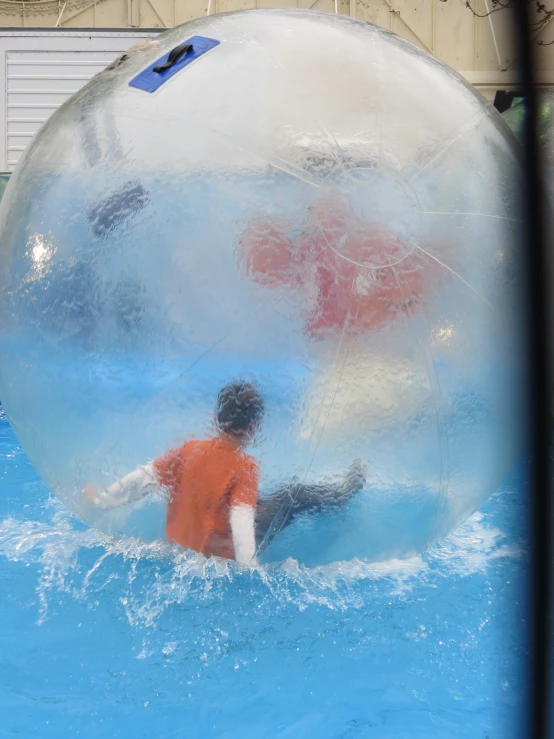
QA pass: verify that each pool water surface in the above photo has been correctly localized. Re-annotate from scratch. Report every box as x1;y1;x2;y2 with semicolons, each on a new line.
0;404;529;738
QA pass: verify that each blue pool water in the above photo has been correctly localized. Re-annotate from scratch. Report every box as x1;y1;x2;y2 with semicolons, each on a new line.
0;403;529;738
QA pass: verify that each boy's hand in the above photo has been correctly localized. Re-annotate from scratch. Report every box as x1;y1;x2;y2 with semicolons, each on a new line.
349;458;367;488
338;458;367;498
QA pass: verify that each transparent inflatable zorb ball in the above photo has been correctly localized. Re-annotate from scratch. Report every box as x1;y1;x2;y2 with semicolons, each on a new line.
0;10;523;566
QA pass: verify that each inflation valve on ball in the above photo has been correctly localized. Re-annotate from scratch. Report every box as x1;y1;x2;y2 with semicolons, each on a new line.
129;36;220;93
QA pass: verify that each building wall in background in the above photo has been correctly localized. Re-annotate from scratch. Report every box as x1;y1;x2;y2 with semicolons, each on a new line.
0;0;528;82
0;2;546;172
0;29;156;171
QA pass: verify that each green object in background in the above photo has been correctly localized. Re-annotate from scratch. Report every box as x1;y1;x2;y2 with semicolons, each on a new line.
502;90;554;218
0;175;9;201
502;90;554;149
502;99;526;143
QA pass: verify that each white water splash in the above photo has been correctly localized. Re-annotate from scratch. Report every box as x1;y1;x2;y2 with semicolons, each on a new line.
0;491;523;626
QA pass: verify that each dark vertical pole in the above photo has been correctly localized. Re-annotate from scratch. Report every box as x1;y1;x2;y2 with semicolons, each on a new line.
513;2;551;737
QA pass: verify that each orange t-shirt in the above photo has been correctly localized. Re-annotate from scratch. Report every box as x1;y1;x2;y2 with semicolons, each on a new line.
153;436;259;560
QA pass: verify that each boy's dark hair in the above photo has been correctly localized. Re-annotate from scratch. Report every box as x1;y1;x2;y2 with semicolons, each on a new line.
215;382;264;433
216;382;264;435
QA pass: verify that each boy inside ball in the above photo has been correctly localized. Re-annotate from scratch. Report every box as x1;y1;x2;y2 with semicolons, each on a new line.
86;381;365;565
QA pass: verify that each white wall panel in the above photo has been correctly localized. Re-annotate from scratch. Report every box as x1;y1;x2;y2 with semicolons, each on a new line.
0;29;156;171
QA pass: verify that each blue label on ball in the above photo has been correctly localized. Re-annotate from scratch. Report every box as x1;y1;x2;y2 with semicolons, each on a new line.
129;36;220;93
